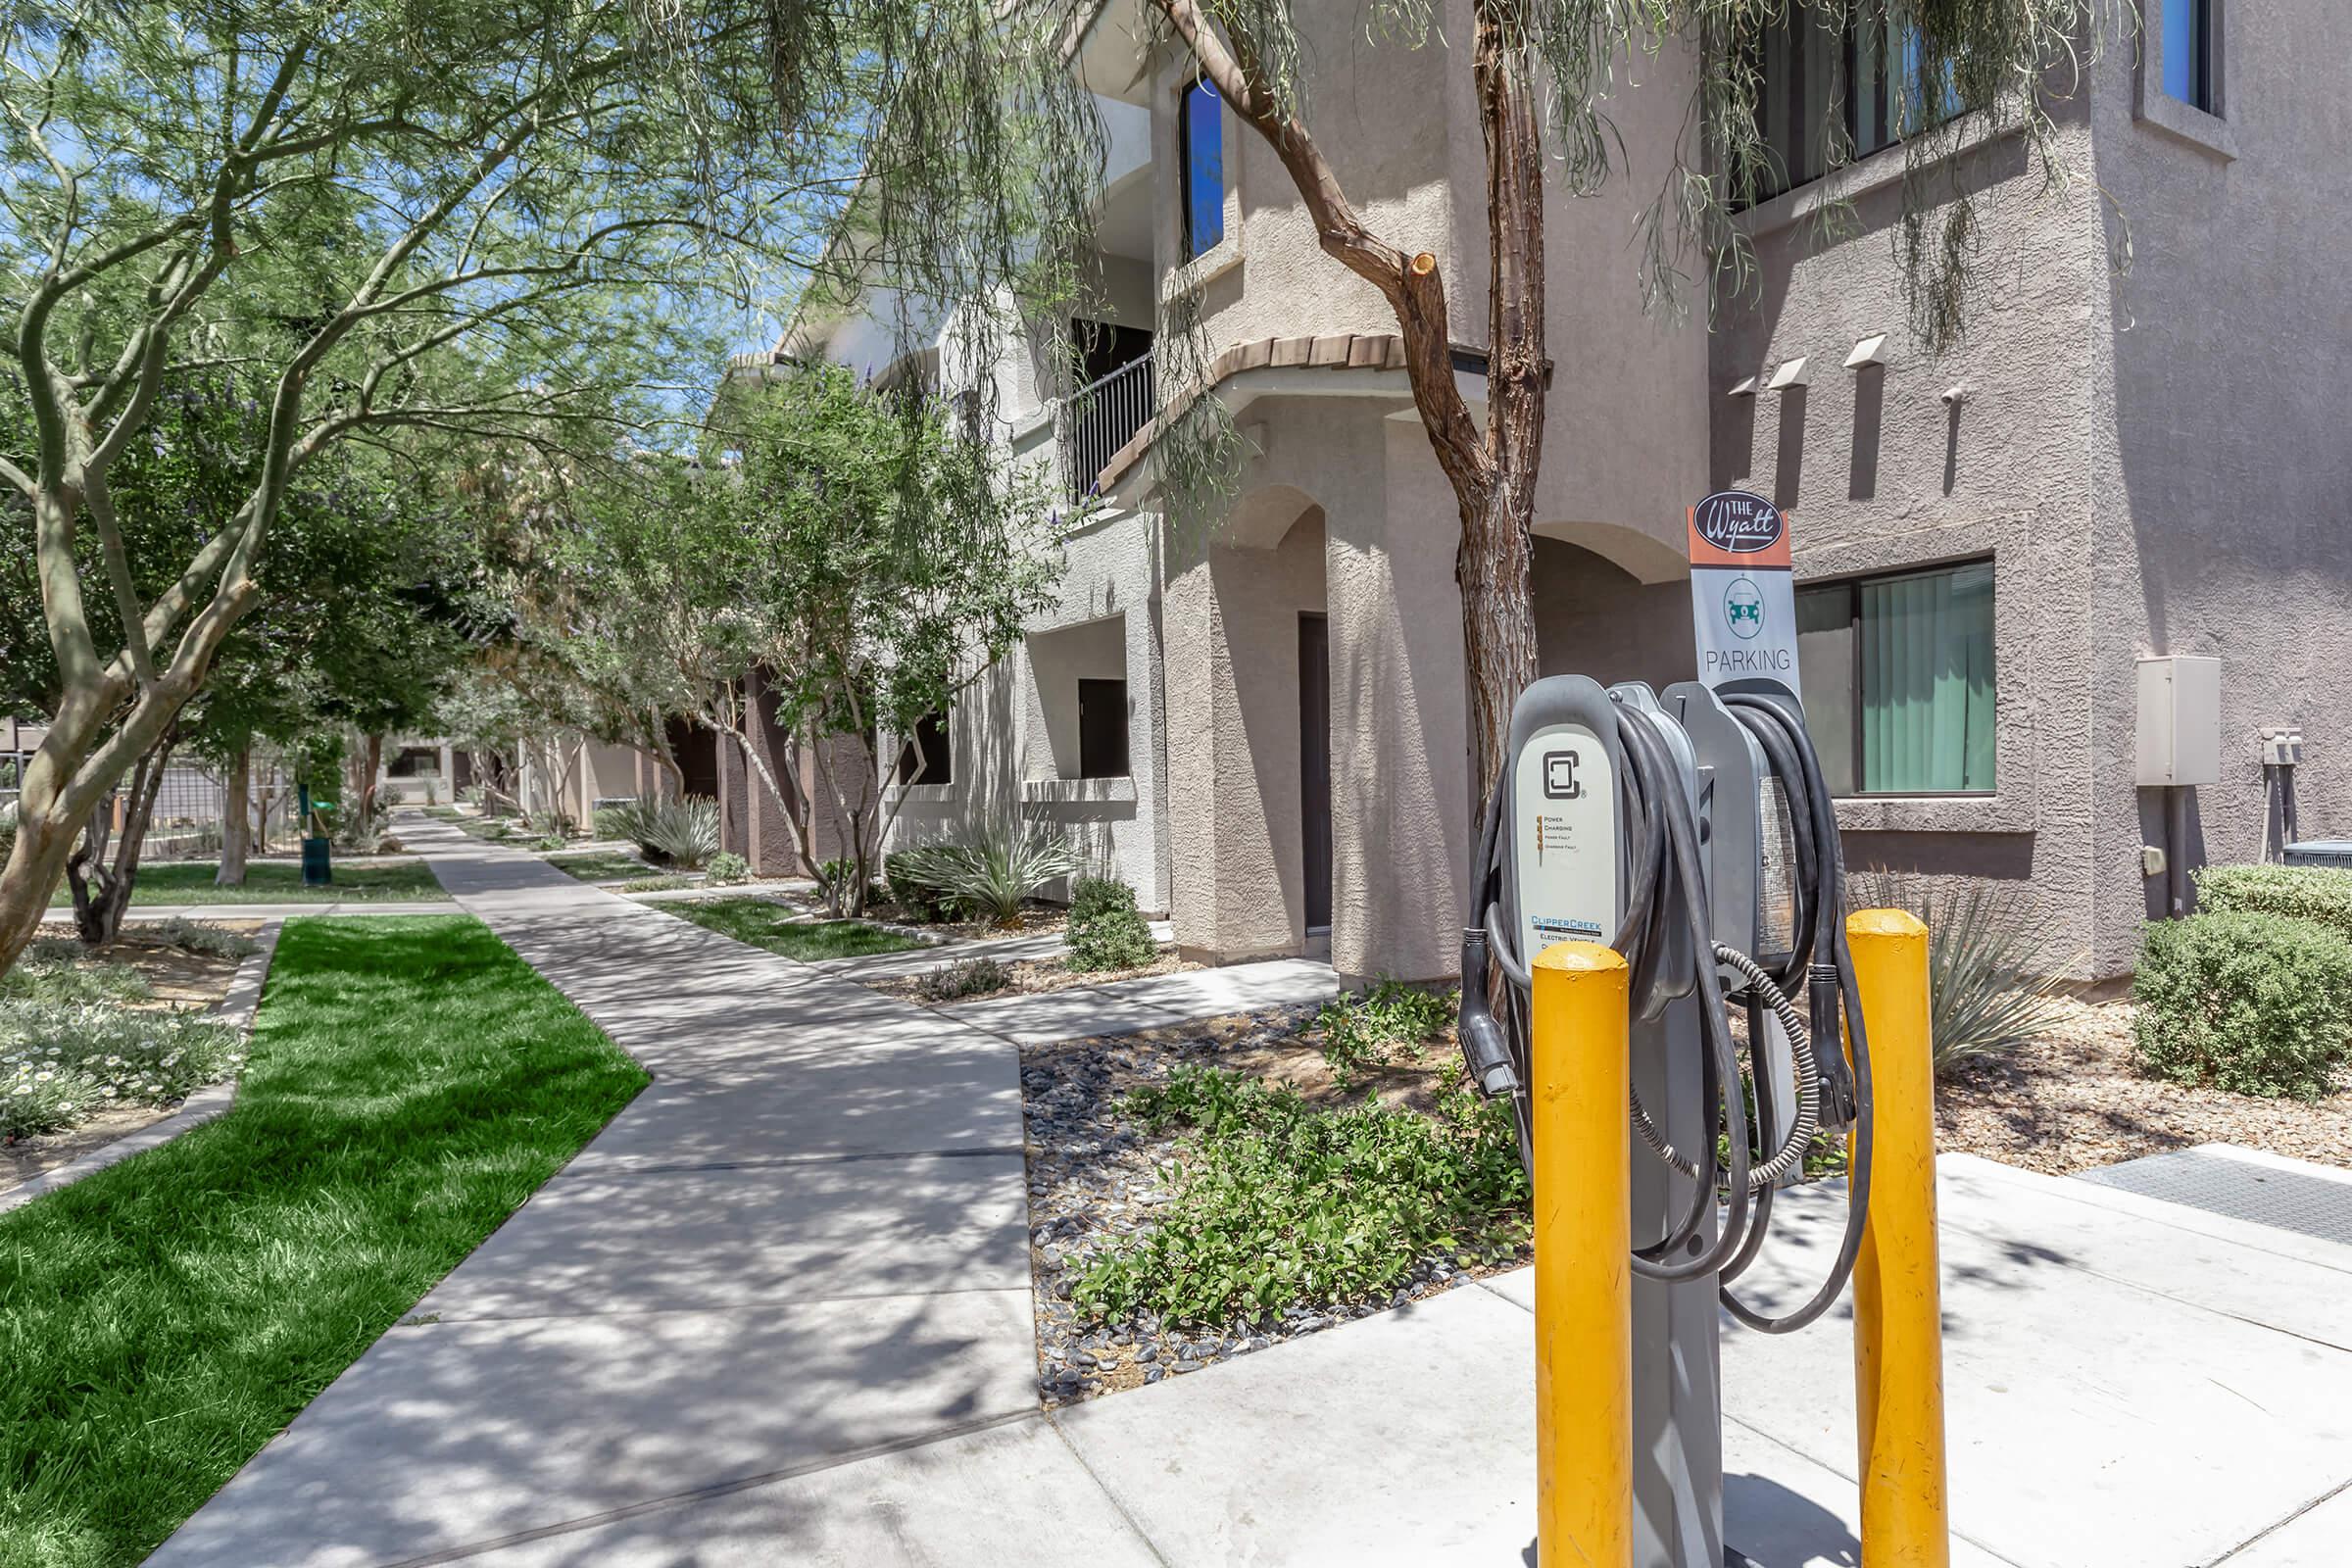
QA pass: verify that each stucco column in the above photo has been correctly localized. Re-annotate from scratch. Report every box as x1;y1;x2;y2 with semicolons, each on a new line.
1320;422;1470;982
714;729;751;859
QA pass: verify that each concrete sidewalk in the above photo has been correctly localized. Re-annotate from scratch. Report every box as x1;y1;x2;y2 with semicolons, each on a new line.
149;816;1122;1567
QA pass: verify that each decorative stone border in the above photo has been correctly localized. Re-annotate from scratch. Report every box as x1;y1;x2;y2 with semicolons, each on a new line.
0;920;283;1216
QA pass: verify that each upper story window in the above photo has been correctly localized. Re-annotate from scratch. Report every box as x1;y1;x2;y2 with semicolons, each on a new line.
1796;561;1995;796
1180;77;1224;260
1752;17;1963;201
2162;0;2217;112
896;710;951;787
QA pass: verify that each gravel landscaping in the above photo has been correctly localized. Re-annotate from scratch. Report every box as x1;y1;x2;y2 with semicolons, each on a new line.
1936;996;2352;1175
1021;1003;1527;1409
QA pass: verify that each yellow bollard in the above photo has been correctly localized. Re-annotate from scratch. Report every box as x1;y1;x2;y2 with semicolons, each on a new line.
1530;940;1633;1568
1846;908;1951;1567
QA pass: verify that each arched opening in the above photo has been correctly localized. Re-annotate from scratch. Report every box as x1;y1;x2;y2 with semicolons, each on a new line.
1532;535;1697;689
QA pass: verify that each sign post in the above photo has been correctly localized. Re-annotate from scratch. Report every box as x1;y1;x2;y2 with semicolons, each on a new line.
1688;490;1800;697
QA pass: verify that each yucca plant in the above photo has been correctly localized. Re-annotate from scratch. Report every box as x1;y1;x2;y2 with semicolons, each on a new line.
893;823;1080;928
1849;871;2073;1075
632;797;721;871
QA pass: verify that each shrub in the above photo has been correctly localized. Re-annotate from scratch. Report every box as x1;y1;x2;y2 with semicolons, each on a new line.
628;797;720;870
335;794;394;853
1069;1065;1527;1326
592;802;641;841
1850;872;2072;1074
2194;863;2352;947
143;918;260;960
0;1001;246;1140
916;956;1013;1002
2132;911;2352;1100
1314;978;1456;1090
523;806;577;843
707;852;751;885
885;851;955;922
892;824;1080;928
1064;876;1156;972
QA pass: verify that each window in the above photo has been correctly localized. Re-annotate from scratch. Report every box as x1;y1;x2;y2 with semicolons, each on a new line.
385;746;441;779
1179;77;1224;260
1752;17;1963;199
896;710;951;787
2162;0;2216;112
1077;678;1129;779
1795;562;1995;795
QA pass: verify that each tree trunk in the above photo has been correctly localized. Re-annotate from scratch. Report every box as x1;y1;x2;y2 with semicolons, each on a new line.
1462;1;1548;809
67;732;176;949
218;745;252;886
359;733;383;820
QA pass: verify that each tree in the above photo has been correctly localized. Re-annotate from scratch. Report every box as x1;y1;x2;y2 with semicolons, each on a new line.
0;1;819;972
558;363;1063;914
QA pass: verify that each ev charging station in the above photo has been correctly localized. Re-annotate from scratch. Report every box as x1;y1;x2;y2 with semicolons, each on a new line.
1457;491;1944;1567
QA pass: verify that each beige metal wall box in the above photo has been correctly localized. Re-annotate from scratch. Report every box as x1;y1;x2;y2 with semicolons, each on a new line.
2136;656;2222;787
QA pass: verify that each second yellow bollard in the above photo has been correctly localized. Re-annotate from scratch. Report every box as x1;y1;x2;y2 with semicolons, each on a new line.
1847;907;1952;1567
1531;940;1634;1568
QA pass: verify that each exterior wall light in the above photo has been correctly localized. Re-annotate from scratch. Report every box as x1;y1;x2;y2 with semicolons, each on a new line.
1727;374;1759;397
1766;357;1809;392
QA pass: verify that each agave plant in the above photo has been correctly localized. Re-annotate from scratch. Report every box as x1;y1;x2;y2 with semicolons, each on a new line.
629;797;721;871
1850;871;2074;1075
893;823;1081;928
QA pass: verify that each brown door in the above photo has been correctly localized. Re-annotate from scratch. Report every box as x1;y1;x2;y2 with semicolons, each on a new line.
1299;613;1333;933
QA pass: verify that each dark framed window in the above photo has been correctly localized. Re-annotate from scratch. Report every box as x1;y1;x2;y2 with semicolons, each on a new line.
1751;18;1964;200
1795;561;1995;796
1179;76;1224;260
1077;679;1129;779
896;710;951;787
2162;0;2216;112
385;746;441;778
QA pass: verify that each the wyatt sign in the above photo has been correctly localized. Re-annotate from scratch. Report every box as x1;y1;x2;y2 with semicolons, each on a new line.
1688;489;1800;695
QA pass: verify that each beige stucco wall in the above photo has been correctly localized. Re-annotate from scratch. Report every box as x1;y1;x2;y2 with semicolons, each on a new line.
2079;9;2352;973
1164;499;1328;964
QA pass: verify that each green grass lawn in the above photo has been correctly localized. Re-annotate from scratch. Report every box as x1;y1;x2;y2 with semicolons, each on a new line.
545;850;653;883
46;859;451;906
0;915;646;1567
666;897;922;960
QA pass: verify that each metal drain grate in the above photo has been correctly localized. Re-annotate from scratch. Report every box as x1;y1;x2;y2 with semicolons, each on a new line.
2077;1149;2352;1248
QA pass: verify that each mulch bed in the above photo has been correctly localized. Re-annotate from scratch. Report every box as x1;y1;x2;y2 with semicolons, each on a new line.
1021;1004;1523;1410
1936;997;2352;1175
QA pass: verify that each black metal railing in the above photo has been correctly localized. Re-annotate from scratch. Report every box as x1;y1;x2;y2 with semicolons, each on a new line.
1059;350;1154;503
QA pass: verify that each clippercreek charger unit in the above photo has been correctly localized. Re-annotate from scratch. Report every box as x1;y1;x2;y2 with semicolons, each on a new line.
1456;491;1887;1568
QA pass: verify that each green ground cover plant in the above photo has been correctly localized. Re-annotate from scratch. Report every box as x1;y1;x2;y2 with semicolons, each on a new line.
665;898;922;961
2132;911;2352;1100
1070;1064;1528;1327
1313;979;1456;1091
1064;877;1155;972
45;861;450;906
612;874;696;894
545;850;653;884
0;915;645;1567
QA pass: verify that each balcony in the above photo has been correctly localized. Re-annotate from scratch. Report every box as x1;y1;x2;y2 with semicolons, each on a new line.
1059;349;1154;504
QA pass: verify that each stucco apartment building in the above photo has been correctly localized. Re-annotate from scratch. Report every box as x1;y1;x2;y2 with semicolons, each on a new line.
762;1;2351;983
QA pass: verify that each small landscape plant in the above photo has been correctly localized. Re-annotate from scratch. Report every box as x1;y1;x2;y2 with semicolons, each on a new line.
1851;871;2072;1074
141;918;260;961
591;801;640;841
2194;863;2352;947
915;956;1013;1002
1064;875;1155;972
2132;910;2352;1101
707;852;751;885
1;1001;246;1140
630;797;720;870
1070;1063;1528;1327
1314;978;1456;1091
613;874;696;894
885;851;955;922
892;823;1079;928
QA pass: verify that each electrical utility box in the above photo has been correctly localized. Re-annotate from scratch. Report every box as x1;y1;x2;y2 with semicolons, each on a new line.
2136;656;2221;787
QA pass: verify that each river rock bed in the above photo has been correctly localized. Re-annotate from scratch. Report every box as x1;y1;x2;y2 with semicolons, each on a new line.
1021;1004;1518;1409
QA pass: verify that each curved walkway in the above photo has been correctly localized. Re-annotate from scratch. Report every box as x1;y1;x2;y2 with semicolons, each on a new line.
150;816;1154;1567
